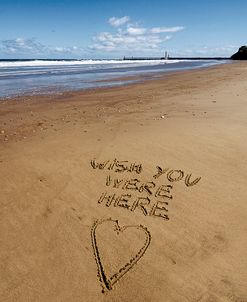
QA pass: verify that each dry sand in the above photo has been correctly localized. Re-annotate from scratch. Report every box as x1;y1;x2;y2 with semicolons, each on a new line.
0;62;247;302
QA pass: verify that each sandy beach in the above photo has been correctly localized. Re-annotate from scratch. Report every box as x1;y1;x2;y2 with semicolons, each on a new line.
0;62;247;302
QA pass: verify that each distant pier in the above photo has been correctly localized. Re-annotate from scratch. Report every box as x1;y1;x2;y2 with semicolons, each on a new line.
123;56;229;61
123;56;165;60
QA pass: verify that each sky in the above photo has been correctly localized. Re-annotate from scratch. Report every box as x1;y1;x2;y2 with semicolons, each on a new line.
0;0;246;59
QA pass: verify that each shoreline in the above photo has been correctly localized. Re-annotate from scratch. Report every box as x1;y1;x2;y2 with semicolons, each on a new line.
0;59;230;101
0;60;232;103
0;61;246;301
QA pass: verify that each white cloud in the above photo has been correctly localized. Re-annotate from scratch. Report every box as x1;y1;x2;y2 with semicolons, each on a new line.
108;16;130;27
0;38;83;56
90;17;181;53
126;27;147;35
0;38;46;54
52;45;81;53
149;26;185;34
90;31;171;52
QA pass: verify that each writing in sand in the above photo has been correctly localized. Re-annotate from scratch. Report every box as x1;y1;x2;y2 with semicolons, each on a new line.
91;159;201;221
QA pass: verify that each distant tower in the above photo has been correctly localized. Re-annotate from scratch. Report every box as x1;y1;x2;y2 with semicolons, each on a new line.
164;51;168;60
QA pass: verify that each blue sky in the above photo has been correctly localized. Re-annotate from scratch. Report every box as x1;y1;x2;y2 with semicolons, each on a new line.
0;0;246;59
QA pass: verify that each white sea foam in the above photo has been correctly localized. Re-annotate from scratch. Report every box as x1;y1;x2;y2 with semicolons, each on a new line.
0;59;186;68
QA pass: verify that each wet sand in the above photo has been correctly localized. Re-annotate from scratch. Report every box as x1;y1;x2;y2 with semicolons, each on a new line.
0;62;247;302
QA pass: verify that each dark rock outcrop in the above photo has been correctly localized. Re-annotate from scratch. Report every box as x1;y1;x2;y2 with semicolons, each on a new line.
231;46;247;60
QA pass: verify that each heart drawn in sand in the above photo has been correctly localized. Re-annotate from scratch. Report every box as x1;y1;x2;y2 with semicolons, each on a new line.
91;218;151;293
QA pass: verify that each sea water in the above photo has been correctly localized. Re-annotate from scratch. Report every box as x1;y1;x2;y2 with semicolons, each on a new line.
0;59;228;98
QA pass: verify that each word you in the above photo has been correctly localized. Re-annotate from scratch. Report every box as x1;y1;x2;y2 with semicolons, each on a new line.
91;218;151;293
153;166;201;187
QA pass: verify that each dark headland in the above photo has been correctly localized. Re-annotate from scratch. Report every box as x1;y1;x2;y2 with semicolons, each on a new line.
231;46;247;60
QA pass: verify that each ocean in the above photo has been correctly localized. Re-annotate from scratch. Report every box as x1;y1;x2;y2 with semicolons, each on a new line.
0;59;229;98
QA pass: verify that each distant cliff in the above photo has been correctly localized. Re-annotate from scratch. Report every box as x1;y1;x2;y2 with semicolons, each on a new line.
231;46;247;60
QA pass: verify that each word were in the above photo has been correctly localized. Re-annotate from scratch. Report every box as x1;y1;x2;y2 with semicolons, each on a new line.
106;175;173;198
